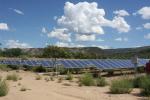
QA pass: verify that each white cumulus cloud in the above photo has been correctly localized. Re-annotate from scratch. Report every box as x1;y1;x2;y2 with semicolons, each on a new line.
0;23;9;30
76;34;95;41
143;23;150;29
137;7;150;19
57;2;105;35
55;42;85;47
115;37;128;42
113;10;129;17
6;40;32;48
48;28;71;42
111;16;130;33
50;2;130;42
55;42;69;47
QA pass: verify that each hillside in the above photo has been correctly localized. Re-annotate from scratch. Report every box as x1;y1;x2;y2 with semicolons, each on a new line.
23;46;150;59
0;46;150;59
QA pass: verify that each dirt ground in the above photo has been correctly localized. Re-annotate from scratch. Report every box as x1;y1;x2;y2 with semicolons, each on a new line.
0;71;148;100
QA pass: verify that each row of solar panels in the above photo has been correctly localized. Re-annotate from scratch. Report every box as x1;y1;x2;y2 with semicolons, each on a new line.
58;59;149;69
0;59;149;70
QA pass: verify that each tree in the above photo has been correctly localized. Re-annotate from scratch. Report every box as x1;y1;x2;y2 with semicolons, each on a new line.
42;45;71;58
2;48;23;57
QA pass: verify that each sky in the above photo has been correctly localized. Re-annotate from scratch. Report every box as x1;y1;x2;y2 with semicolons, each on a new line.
0;0;150;49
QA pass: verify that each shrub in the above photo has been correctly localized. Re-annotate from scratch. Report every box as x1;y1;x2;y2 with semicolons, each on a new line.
35;75;42;80
140;75;150;96
66;72;73;80
19;77;22;80
18;82;21;86
79;73;95;86
20;86;27;91
107;70;114;76
22;65;32;71
137;67;145;73
110;78;133;94
32;66;46;73
7;65;19;70
6;73;19;81
57;66;68;75
50;77;54;81
58;77;63;83
0;76;2;81
44;77;50;82
0;80;9;96
63;83;71;86
0;65;10;71
96;77;107;87
133;75;146;88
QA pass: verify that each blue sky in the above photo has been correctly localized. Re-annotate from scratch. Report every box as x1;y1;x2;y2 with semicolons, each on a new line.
0;0;150;49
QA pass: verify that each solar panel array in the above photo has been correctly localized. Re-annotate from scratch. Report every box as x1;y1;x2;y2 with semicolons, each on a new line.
57;59;149;69
0;59;54;67
0;59;149;70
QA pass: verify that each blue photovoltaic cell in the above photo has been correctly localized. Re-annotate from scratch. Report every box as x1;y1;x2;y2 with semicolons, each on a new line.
57;60;68;68
0;59;149;69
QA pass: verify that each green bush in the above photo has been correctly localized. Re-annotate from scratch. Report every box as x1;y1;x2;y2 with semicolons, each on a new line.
57;66;68;75
32;66;46;72
0;76;2;81
110;78;133;94
137;67;145;73
140;75;150;96
79;73;95;86
58;77;63;83
44;77;50;82
50;76;54;81
107;70;114;76
0;65;10;71
133;75;146;88
35;75;42;80
0;80;9;96
6;73;19;81
22;65;32;71
7;65;19;70
96;77;107;87
20;86;27;91
66;72;73;80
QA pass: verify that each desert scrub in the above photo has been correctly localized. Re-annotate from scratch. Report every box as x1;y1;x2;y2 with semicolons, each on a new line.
0;75;2;81
79;73;95;86
6;73;19;81
0;65;10;71
133;75;146;88
58;77;63;83
0;80;9;96
63;83;71;86
18;82;21;86
110;78;133;94
50;76;54;81
18;77;22;80
20;86;27;91
66;72;73;80
32;66;46;72
35;75;42;80
96;77;107;87
44;77;50;82
140;75;150;96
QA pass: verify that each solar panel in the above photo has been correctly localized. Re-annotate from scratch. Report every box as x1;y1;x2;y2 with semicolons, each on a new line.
58;59;73;68
0;59;149;69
